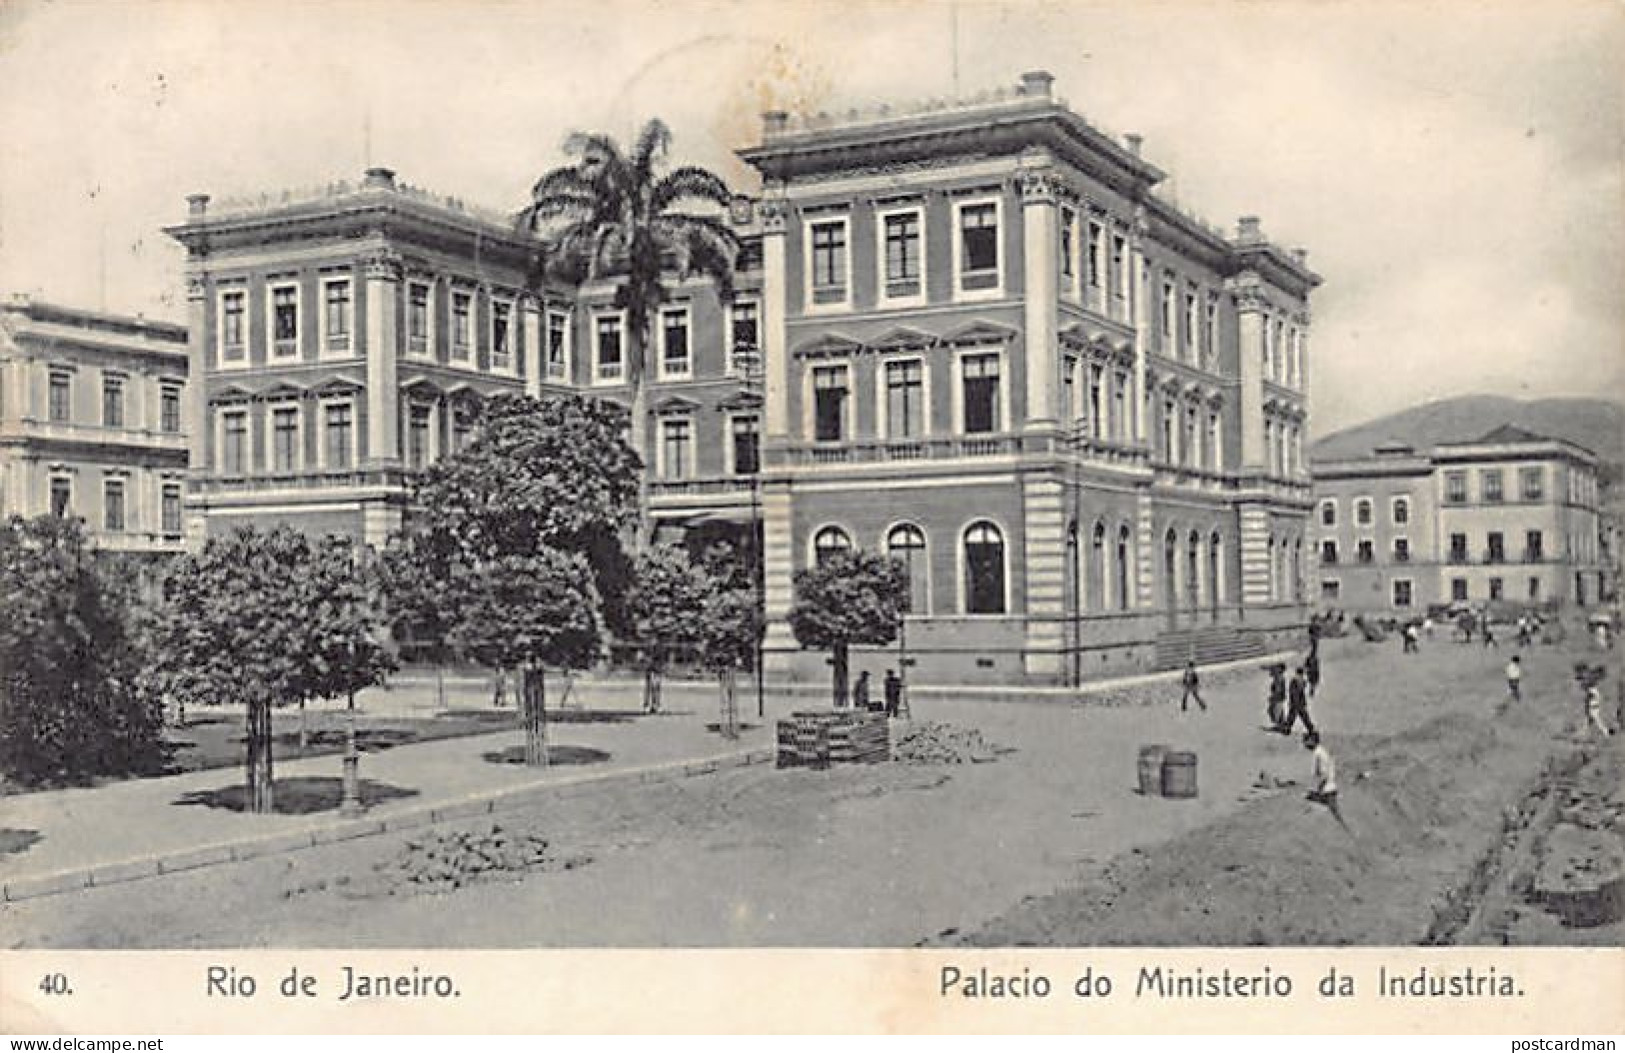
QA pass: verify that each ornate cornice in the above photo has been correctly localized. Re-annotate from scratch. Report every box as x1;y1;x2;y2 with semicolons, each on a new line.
363;250;403;282
1018;170;1061;206
759;197;789;236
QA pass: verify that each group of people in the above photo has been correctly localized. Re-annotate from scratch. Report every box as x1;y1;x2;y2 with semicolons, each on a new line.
847;668;905;718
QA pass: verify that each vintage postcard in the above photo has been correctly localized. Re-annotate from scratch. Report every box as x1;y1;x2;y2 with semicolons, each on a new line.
0;0;1621;1035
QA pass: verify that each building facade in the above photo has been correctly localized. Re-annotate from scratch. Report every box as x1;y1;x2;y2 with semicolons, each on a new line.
0;296;190;553
166;71;1320;686
164;169;765;548
739;71;1319;685
1311;426;1609;612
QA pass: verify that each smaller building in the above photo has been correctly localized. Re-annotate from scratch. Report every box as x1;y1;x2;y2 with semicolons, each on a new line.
0;296;190;552
1311;425;1609;612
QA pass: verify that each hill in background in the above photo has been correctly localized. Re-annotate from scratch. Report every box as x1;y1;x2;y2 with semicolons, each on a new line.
1311;396;1625;473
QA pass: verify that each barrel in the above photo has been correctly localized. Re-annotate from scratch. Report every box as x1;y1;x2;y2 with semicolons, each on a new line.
1161;751;1198;799
1137;745;1169;796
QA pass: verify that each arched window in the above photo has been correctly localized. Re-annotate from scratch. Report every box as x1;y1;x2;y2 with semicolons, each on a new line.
1090;521;1107;611
1163;528;1179;613
1065;520;1080;616
812;525;852;566
963;521;1006;614
886;523;928;615
1187;530;1202;610
1208;531;1223;614
1266;536;1277;601
1355;498;1373;527
1116;525;1132;610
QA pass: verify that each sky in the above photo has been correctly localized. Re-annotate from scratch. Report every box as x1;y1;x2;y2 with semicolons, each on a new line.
0;0;1620;436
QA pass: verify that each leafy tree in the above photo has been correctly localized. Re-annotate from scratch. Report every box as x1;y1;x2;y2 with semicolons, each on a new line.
148;526;387;814
388;393;637;764
788;550;907;709
625;544;714;714
695;584;763;739
518;118;740;538
0;516;166;785
446;552;600;765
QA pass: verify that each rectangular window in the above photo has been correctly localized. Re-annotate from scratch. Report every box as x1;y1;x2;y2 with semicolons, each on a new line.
408;282;431;356
1444;470;1467;504
1060;358;1077;424
812;365;848;442
961;353;1001;434
49;477;71;518
1449;533;1469;563
1204;293;1219;364
1110;234;1128;311
730;415;760;476
1392;580;1412;608
161;386;182;433
659;307;690;378
958;201;1000;292
1487;531;1505;564
102;479;125;532
271;406;299;473
1520;466;1544;501
1320;580;1341;601
1112;372;1128;440
220;290;246;362
271;285;299;356
1320;500;1336;527
546;311;569;379
1392;497;1410;525
1489;577;1504;601
221;410;248;475
1087;364;1105;438
729;300;759;374
323;279;351;353
1059;206;1076;284
1451;577;1469;602
102;375;124;428
1159;275;1175;344
451;291;473;361
1355;499;1373;526
323;403;353;469
885;359;924;438
1528;576;1542;600
1086;220;1104;293
490;300;513;372
1206;412;1220;469
48;372;71;423
1481;469;1504;503
452;409;473;452
1525;530;1544;562
1183;289;1198;359
881;210;923;300
809;218;848;306
1320;540;1338;565
1394;537;1411;563
408;404;432;469
659;418;691;480
1357;539;1374;564
161;485;182;537
595;314;624;381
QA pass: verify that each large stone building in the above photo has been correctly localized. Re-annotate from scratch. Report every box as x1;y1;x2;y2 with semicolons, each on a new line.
740;72;1319;685
1311;426;1609;613
166;72;1320;686
0;296;189;553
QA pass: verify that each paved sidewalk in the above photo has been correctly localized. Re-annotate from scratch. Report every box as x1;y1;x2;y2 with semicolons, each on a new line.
0;700;771;897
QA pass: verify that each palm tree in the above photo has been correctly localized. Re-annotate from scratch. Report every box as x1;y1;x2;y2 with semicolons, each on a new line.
518;119;741;543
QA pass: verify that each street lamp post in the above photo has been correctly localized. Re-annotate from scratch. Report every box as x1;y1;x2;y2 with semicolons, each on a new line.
737;342;766;720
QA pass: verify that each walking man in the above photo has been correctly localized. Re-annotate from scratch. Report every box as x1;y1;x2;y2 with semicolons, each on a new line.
1305;649;1322;698
853;670;873;712
1585;681;1613;738
883;668;902;718
1505;655;1522;703
1267;665;1288;731
1180;660;1208;713
1282;667;1316;735
1402;622;1420;654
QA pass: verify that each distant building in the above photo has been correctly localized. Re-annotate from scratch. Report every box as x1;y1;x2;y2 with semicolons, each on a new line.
0;296;189;553
1311;425;1608;612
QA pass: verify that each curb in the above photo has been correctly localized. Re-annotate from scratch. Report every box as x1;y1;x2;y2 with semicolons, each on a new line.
1;745;774;906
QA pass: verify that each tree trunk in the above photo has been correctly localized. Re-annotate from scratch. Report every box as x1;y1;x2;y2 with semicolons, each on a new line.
297;697;308;752
246;697;274;814
435;661;446;712
627;316;653;550
522;665;548;767
340;690;360;816
719;667;738;739
832;643;849;709
492;668;508;708
643;666;663;714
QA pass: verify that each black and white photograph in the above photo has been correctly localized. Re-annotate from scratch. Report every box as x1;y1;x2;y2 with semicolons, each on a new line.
0;0;1621;1034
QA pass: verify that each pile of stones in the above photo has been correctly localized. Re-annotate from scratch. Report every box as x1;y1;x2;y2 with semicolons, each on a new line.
892;721;1001;765
380;824;587;893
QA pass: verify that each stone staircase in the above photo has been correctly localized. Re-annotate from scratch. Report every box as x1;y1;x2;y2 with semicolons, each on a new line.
1152;624;1267;671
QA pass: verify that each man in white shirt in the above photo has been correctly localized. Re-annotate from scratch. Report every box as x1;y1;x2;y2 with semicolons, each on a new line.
1304;731;1345;825
1506;655;1522;702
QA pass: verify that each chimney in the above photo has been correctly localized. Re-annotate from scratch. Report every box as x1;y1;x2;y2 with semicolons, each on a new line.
363;166;397;190
1123;133;1143;157
1291;247;1309;267
1236;215;1263;243
762;110;789;138
1020;70;1055;98
186;193;210;218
